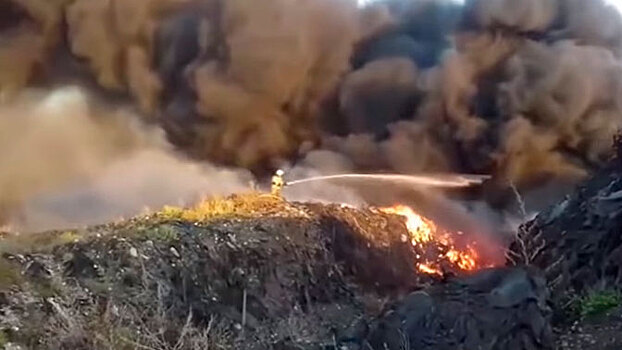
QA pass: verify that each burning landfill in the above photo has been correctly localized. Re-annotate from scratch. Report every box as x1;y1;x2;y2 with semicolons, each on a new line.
0;0;622;349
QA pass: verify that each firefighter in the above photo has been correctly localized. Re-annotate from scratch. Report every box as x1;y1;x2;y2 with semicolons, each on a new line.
271;169;285;197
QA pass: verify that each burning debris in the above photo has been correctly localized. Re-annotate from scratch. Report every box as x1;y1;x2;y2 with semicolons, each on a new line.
0;167;620;349
157;190;499;283
1;0;622;348
266;168;498;278
351;158;622;350
378;204;482;276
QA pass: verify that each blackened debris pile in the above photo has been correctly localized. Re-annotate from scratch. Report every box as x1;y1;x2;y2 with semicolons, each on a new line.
508;170;622;306
0;215;361;349
361;267;553;350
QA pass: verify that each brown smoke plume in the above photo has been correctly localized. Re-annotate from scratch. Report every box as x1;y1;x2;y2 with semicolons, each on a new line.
331;0;622;195
0;0;68;99
1;0;622;219
0;87;148;214
191;0;359;170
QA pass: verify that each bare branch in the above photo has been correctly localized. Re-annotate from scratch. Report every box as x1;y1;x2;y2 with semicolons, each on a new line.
510;182;528;219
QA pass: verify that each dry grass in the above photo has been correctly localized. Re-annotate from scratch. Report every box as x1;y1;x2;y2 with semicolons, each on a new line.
0;192;358;349
0;258;22;287
157;192;309;223
9;251;236;350
0;192;310;293
0;229;82;256
0;193;305;256
32;297;234;350
0;230;84;292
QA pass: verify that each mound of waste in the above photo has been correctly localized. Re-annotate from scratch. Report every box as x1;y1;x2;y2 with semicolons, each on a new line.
3;183;619;350
0;193;470;349
508;169;622;309
361;267;553;350
505;167;622;350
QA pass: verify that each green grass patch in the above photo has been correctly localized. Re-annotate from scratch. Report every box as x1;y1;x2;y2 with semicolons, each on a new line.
143;224;179;242
575;290;621;319
0;259;23;289
32;279;64;299
0;329;9;348
0;230;83;255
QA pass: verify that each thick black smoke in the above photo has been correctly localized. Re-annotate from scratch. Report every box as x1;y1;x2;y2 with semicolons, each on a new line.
326;0;622;198
1;0;622;228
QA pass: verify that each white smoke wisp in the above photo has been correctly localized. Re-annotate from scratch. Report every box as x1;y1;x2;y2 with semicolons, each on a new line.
19;149;253;232
0;86;253;232
281;150;367;206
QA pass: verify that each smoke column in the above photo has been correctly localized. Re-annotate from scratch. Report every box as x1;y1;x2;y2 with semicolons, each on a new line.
1;0;622;229
327;0;622;208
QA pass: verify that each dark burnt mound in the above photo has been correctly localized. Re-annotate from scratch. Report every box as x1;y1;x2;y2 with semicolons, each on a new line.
363;267;553;350
508;170;622;309
0;195;442;349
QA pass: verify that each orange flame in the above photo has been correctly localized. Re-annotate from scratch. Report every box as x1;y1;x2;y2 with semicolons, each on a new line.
418;263;443;276
379;204;481;276
379;205;434;243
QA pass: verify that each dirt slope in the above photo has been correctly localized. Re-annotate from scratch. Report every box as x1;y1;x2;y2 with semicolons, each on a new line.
0;194;430;349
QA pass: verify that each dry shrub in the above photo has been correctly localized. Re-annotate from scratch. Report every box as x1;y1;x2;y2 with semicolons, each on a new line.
157;192;309;222
30;280;234;350
0;230;82;256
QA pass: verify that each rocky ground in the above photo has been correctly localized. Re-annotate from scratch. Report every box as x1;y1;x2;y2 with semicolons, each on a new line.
0;168;620;350
556;307;622;350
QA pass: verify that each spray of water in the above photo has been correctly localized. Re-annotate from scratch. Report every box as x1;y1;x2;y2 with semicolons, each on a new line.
285;173;490;188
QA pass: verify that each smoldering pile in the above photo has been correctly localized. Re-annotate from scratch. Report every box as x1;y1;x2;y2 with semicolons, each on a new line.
0;192;535;349
1;0;622;226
